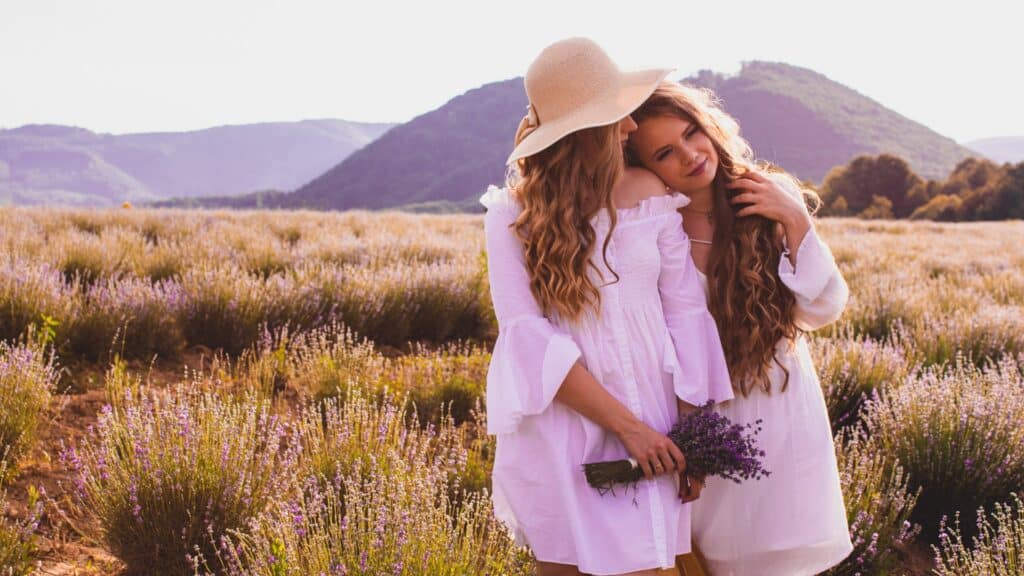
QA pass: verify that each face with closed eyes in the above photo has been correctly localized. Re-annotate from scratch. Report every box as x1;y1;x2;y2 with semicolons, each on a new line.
629;114;719;196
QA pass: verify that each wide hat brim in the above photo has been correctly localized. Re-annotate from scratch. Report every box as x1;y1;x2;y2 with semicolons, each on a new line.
506;67;674;165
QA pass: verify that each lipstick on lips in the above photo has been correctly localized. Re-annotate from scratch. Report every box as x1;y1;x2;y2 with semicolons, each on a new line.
688;158;707;177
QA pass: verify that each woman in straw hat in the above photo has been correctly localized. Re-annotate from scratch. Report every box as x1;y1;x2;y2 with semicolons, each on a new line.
480;38;732;575
625;81;854;575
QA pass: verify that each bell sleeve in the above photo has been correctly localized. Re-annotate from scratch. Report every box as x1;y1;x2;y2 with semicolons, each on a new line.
480;187;582;435
779;225;850;332
657;204;734;406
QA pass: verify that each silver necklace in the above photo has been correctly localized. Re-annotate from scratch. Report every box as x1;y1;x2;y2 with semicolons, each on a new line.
682;205;713;224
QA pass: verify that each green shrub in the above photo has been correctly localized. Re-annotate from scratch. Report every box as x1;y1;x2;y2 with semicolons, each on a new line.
0;340;58;480
214;389;529;576
296;389;465;494
933;494;1024;576
0;460;43;576
859;360;1024;538
69;277;185;361
908;308;1024;368
825;431;920;575
0;259;78;346
63;381;298;575
178;266;321;355
811;333;913;429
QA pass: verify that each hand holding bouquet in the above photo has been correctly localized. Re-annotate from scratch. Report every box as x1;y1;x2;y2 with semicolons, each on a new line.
583;401;769;495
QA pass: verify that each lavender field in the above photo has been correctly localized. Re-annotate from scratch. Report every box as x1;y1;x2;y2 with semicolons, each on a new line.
1;208;1023;575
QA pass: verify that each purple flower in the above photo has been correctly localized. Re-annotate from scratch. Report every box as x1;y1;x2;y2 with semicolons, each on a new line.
666;402;770;483
583;401;769;492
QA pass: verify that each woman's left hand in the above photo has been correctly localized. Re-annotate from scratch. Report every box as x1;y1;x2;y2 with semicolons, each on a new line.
726;170;811;255
725;170;808;224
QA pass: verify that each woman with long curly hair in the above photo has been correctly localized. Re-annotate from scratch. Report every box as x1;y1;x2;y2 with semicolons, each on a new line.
482;39;732;576
626;81;854;575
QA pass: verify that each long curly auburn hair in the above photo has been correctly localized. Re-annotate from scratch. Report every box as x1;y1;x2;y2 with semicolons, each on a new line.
506;122;623;323
628;81;817;396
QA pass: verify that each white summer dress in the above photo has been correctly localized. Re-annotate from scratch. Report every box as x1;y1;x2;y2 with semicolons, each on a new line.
480;186;734;575
690;223;855;576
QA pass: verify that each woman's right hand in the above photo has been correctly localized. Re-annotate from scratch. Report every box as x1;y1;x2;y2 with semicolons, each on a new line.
616;419;686;480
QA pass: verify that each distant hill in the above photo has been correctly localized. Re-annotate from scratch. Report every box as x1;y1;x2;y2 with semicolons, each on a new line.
966;137;1024;164
686;62;973;181
0;120;394;206
283;78;524;211
244;62;975;212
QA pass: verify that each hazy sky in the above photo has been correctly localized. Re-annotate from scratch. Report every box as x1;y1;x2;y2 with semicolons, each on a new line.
1;0;1019;142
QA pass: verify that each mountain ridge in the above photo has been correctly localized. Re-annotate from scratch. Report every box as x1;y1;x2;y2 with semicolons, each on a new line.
0;119;395;206
254;61;975;212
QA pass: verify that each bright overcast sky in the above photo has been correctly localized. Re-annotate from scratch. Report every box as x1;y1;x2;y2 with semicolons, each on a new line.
1;0;1019;142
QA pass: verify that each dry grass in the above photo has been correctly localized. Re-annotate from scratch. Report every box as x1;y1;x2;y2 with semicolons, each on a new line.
0;209;1021;574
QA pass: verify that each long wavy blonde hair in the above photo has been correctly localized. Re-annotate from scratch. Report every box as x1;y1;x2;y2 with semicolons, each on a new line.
628;82;817;396
506;122;623;322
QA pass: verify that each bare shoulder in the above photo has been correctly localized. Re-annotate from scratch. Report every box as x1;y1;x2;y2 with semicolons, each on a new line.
621;167;668;195
615;167;670;208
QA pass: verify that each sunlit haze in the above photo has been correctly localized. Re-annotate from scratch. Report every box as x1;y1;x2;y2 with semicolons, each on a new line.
1;0;1019;142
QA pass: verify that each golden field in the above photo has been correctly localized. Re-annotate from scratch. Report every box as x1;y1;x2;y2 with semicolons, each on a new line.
1;208;1022;575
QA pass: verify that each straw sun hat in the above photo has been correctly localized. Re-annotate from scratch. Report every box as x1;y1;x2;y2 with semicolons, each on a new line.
507;37;673;165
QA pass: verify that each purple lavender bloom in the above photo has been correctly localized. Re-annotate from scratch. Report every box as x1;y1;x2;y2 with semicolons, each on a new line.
583;401;769;492
666;401;770;483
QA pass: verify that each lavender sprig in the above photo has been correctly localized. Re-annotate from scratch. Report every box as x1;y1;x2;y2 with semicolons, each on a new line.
583;401;769;494
667;402;769;482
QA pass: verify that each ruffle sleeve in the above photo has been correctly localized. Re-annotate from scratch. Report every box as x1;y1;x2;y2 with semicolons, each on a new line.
657;205;734;406
592;189;692;231
779;225;850;331
480;186;582;435
623;191;691;219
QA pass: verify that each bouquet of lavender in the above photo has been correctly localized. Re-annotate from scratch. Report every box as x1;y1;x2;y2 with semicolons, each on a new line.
584;401;769;494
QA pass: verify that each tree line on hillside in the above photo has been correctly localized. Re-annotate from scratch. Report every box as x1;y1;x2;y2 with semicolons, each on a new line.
815;155;1024;220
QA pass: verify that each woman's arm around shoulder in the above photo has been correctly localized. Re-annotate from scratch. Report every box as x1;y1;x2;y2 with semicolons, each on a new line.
653;193;734;409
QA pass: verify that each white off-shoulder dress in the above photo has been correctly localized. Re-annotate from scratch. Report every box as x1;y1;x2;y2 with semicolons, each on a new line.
480;186;733;575
690;224;854;576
